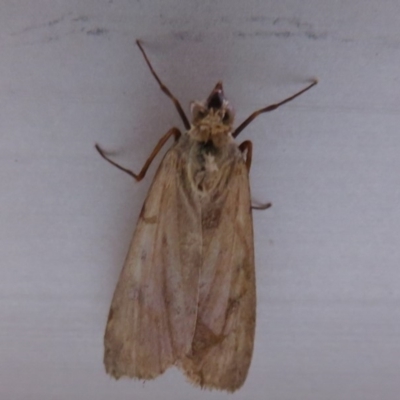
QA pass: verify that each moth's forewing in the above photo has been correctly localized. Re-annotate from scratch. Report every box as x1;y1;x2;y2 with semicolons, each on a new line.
179;149;255;392
104;145;202;379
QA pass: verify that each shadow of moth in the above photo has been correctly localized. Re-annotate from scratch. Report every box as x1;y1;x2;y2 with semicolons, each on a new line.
96;40;317;392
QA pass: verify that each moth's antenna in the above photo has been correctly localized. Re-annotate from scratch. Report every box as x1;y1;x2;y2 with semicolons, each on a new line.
136;40;191;130
233;80;317;138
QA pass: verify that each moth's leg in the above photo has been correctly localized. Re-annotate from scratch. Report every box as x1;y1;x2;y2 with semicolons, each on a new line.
239;140;253;171
95;127;181;182
252;202;272;210
239;140;272;210
136;40;191;130
233;80;317;138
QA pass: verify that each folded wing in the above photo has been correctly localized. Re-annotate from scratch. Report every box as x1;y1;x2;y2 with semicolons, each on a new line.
104;146;202;380
180;156;256;392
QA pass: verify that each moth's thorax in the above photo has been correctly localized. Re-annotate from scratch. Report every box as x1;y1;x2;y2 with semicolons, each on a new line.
182;82;240;195
180;133;241;196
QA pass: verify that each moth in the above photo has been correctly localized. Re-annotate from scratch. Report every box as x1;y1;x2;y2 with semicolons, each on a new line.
96;40;317;392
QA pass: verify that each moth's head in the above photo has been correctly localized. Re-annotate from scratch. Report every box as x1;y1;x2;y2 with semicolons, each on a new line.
190;82;235;134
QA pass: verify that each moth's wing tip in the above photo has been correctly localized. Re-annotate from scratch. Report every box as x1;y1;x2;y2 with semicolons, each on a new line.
188;378;243;393
104;364;120;380
180;362;244;393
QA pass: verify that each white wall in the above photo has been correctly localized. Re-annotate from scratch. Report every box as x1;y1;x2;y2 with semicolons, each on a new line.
1;1;400;399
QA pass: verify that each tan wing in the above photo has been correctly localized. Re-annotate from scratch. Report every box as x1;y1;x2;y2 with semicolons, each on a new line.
104;146;202;380
180;157;256;392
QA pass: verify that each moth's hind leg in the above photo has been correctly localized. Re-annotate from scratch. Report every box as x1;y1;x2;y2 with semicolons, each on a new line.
252;202;271;211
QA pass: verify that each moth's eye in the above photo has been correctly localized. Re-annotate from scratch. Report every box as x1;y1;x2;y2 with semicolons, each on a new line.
196;110;206;119
223;111;232;124
191;103;208;122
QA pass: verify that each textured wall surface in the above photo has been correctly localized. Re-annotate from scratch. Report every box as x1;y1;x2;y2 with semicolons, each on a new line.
1;1;400;399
